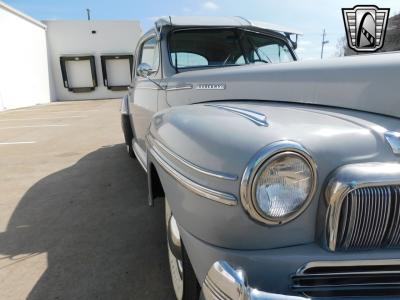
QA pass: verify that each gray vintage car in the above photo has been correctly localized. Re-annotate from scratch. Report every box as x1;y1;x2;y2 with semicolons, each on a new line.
121;16;400;300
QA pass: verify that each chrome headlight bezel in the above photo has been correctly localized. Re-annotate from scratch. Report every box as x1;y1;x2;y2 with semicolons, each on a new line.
240;141;317;225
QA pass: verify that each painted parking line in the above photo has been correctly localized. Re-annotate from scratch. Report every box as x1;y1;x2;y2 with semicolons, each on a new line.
0;116;86;121
2;109;99;114
0;141;36;145
0;124;69;130
46;110;99;113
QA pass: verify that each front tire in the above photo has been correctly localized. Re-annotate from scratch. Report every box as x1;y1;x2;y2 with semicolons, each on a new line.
165;200;200;300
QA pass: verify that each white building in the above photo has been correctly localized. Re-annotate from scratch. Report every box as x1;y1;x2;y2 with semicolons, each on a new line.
0;1;51;110
45;20;142;101
0;1;142;110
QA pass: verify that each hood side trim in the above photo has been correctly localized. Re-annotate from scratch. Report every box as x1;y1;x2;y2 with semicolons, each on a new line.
206;104;268;127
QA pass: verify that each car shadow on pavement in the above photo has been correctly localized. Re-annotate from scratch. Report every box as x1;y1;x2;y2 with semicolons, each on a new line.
0;144;175;300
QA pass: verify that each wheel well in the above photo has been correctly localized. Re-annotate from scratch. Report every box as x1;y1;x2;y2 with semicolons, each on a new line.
148;162;165;205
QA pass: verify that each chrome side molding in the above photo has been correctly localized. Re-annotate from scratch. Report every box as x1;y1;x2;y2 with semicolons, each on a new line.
147;135;237;206
165;84;193;91
149;134;238;181
202;261;308;300
206;104;268;127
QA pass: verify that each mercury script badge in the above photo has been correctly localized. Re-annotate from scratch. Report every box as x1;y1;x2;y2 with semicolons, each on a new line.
342;5;390;52
196;83;226;90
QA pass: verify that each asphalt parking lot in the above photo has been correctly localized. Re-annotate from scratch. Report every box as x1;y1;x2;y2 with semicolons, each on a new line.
0;100;175;300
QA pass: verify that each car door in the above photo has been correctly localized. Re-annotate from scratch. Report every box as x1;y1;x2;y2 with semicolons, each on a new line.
128;34;161;166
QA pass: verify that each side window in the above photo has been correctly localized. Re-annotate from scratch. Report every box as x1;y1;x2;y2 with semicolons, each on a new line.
258;44;292;63
246;34;294;64
235;55;246;64
138;37;159;75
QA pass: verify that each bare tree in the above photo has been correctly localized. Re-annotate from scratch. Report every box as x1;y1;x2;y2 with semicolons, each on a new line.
335;36;347;57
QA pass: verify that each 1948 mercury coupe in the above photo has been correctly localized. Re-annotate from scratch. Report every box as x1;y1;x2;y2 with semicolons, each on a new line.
121;16;400;299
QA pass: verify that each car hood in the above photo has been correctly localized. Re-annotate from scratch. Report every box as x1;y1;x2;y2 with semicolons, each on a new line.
166;52;400;119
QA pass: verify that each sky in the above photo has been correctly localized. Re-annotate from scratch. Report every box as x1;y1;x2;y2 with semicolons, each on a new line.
4;0;400;60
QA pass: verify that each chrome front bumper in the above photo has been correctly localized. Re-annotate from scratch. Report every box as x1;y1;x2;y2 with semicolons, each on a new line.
202;261;308;300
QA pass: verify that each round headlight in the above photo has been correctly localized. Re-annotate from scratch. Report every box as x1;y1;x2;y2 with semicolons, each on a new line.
252;152;314;223
241;142;317;225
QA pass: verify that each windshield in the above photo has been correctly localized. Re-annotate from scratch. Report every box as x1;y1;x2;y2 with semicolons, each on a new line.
168;28;295;70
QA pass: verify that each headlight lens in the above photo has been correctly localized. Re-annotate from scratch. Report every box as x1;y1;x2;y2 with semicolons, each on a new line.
252;152;314;223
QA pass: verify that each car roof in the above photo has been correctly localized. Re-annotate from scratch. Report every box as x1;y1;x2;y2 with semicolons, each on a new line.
155;16;302;35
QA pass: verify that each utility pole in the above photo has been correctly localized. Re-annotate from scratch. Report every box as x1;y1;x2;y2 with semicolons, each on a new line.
321;29;329;59
86;8;91;21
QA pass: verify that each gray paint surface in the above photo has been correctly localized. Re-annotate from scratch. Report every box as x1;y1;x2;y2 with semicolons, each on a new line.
166;52;400;119
129;23;400;297
150;102;400;249
180;224;400;299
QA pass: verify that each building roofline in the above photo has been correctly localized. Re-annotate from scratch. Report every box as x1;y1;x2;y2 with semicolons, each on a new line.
0;1;46;29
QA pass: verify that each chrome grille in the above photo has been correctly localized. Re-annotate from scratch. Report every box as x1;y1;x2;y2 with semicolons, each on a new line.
292;260;400;297
334;186;400;250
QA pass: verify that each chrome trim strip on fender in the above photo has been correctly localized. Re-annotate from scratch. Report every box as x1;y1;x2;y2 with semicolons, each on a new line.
325;162;400;251
165;84;193;91
148;134;238;181
135;86;161;90
240;140;317;225
147;136;237;205
206;104;268;126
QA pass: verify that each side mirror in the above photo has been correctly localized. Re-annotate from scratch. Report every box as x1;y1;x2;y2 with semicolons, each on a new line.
137;63;156;78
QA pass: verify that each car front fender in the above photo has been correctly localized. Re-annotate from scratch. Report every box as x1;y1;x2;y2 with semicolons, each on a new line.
147;101;399;250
